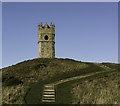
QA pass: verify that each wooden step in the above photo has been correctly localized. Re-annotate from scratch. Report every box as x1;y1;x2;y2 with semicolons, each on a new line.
45;85;54;87
43;95;55;97
44;85;54;89
44;89;54;92
44;86;54;89
42;97;55;100
44;92;55;94
42;99;55;102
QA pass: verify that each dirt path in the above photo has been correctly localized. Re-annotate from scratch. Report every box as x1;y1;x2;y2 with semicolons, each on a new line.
51;64;115;86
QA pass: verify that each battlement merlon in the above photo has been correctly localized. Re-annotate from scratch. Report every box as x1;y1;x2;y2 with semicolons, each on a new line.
38;22;55;34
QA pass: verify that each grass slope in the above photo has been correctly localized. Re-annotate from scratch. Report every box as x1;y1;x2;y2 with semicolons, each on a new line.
55;71;119;104
2;58;119;104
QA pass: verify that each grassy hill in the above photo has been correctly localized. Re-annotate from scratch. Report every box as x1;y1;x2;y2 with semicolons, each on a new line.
1;58;120;104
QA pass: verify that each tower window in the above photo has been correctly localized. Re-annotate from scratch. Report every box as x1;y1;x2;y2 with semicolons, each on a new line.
44;35;48;40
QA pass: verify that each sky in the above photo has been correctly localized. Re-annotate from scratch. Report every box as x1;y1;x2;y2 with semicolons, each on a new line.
2;2;118;68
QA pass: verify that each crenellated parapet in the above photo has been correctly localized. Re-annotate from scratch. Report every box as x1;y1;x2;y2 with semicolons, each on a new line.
38;22;55;34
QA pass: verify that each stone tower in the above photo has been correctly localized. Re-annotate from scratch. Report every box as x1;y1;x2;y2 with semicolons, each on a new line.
38;22;55;58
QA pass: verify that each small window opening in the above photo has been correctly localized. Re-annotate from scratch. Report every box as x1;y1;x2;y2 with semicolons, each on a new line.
44;35;48;40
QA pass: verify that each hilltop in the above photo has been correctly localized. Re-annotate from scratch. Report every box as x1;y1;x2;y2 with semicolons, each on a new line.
2;58;120;104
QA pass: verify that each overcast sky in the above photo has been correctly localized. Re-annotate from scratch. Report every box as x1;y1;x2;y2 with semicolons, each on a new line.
2;2;118;68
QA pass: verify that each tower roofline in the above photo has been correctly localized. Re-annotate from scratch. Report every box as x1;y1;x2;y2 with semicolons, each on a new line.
38;22;55;29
